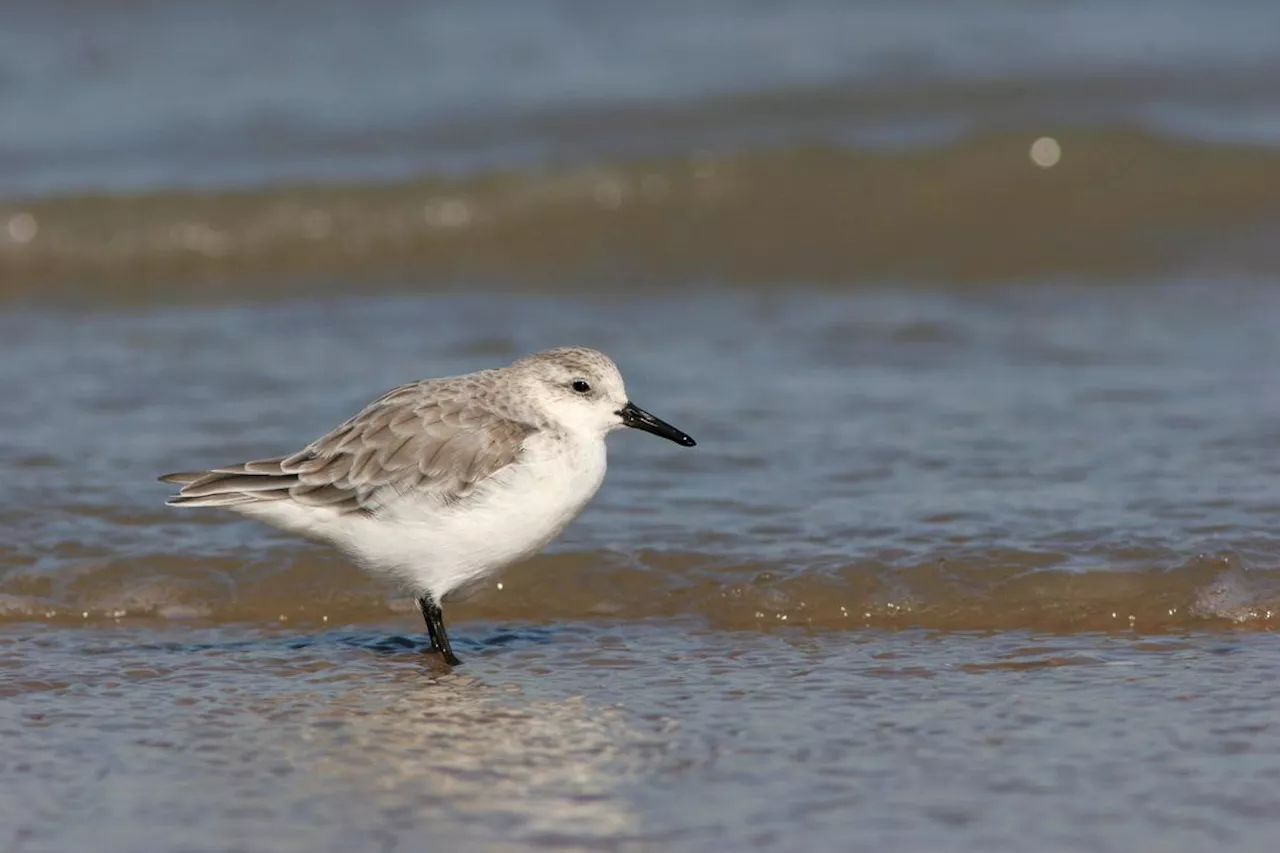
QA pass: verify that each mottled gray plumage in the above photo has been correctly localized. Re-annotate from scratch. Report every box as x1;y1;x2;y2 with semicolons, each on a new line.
162;371;537;514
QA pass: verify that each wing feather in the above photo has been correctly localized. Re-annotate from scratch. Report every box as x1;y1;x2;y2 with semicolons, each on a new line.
161;378;534;514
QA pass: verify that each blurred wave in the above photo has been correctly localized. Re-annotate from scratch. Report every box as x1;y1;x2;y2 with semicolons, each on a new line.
5;0;1280;197
5;283;1280;636
2;546;1278;633
5;131;1280;298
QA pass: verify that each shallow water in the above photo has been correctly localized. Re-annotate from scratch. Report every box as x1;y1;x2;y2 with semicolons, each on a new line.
5;284;1280;850
5;624;1280;852
5;0;1280;198
5;286;1280;631
6;2;1280;850
7;2;1280;296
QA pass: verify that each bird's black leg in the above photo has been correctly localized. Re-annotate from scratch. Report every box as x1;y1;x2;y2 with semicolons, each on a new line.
416;594;462;666
416;596;440;651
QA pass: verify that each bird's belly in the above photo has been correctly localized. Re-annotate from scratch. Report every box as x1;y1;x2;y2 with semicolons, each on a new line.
345;442;606;597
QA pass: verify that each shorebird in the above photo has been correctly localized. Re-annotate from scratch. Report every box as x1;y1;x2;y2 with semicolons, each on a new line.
160;346;696;665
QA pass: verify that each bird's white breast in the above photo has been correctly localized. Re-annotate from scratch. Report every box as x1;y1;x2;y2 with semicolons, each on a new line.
337;430;608;598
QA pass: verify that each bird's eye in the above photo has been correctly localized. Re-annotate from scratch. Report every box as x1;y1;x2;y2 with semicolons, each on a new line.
571;379;591;394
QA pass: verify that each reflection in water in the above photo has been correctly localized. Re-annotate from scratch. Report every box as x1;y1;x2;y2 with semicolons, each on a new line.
5;624;1280;852
0;627;656;850
305;675;645;844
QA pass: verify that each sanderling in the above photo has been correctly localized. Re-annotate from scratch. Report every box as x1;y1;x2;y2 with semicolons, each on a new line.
160;346;696;665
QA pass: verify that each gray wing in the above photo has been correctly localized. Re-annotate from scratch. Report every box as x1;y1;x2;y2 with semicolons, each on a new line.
162;380;534;514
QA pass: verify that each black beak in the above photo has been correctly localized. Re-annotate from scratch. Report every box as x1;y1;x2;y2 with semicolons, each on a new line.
618;402;696;447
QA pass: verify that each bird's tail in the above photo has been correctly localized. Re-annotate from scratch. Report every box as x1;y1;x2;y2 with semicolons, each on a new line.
160;457;295;508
